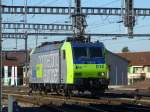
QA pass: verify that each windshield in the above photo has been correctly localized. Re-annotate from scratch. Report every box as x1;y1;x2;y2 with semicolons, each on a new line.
89;47;102;58
73;47;87;59
73;47;103;59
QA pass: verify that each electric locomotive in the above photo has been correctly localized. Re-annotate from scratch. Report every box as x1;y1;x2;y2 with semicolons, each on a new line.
29;40;109;96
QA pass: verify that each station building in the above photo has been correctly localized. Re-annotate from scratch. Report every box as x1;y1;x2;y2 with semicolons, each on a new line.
118;51;150;85
1;50;27;86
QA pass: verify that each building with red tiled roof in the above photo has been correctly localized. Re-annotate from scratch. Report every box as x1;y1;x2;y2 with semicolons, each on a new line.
118;51;150;85
2;50;28;86
2;51;26;66
118;52;150;66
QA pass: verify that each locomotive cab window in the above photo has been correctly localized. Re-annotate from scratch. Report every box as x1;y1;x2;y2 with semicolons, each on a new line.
90;47;103;58
73;47;87;59
63;50;66;59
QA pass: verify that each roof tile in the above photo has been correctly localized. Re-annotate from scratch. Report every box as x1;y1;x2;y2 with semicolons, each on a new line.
117;51;150;66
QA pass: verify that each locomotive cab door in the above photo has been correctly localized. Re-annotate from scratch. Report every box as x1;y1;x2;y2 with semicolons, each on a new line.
60;49;67;84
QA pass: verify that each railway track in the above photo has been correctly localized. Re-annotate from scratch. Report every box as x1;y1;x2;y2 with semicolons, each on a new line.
20;104;112;112
2;87;150;105
2;90;150;105
2;95;150;112
2;86;150;112
3;86;150;98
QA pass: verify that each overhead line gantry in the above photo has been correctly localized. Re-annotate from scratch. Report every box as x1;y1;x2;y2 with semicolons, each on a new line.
2;23;73;31
1;5;150;16
2;32;150;39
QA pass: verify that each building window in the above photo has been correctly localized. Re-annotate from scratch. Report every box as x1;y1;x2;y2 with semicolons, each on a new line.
8;67;12;77
133;67;137;73
148;66;150;72
133;67;143;73
128;67;131;73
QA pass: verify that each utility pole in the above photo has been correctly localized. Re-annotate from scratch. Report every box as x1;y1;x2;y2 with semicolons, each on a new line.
0;0;2;111
35;29;38;47
24;37;28;85
124;0;135;38
15;29;18;49
121;0;124;21
24;0;28;86
72;0;87;42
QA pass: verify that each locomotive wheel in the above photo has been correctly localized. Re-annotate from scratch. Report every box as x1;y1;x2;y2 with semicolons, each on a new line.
55;85;63;95
64;85;72;98
56;89;61;95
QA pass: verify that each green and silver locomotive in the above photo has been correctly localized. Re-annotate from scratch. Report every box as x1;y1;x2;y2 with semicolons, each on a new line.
29;40;109;95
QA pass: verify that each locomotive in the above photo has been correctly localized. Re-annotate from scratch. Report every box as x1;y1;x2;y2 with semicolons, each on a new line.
29;40;109;96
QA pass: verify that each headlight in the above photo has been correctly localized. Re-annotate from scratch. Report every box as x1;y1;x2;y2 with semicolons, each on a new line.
101;72;105;76
98;72;105;76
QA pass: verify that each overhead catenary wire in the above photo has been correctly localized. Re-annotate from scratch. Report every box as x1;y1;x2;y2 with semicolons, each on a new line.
3;35;65;50
100;0;119;7
105;38;150;46
4;34;150;50
5;0;24;23
27;0;60;21
3;36;150;51
87;0;119;24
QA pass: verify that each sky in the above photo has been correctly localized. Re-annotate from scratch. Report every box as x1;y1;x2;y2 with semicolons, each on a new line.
2;0;150;53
